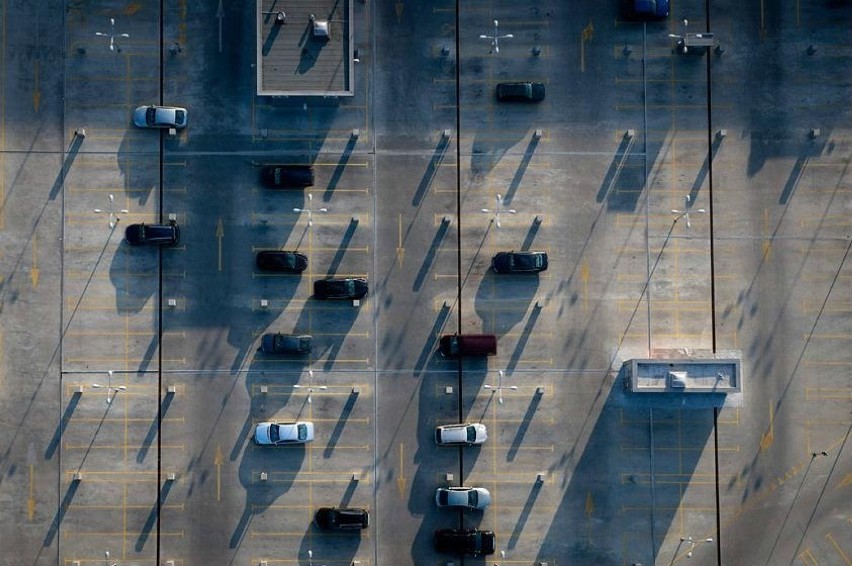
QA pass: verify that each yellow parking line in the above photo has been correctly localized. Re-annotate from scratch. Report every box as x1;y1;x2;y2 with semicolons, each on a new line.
64;444;185;450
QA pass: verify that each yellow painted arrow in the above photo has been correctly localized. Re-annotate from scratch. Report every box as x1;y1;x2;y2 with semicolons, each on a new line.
585;491;594;543
760;402;774;452
33;61;41;112
27;443;36;521
580;20;594;73
397;443;406;496
216;218;224;272
395;2;404;23
215;445;223;501
396;214;405;266
30;235;39;288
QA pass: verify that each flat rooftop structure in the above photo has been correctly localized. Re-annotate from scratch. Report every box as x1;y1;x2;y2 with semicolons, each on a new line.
625;357;742;394
256;0;353;96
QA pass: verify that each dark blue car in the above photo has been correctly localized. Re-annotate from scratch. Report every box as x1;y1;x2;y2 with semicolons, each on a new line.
624;0;669;19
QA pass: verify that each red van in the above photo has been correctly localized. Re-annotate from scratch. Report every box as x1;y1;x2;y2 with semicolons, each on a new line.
439;334;497;357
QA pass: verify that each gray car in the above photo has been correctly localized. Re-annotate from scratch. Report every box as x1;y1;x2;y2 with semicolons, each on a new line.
435;487;491;509
133;105;187;129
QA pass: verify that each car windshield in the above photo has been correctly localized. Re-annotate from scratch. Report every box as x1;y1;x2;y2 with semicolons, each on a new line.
466;426;476;443
146;107;156;124
468;490;478;506
269;424;280;442
174;110;185;123
297;423;307;441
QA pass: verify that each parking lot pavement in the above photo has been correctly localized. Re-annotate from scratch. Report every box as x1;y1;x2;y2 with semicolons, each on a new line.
4;0;852;563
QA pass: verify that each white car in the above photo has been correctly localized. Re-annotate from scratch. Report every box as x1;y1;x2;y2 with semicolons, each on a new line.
435;487;491;510
133;105;187;129
254;421;314;445
435;423;487;446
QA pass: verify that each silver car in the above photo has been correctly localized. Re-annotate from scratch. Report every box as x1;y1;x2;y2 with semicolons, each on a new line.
435;423;488;446
254;421;314;445
435;487;491;510
133;105;187;129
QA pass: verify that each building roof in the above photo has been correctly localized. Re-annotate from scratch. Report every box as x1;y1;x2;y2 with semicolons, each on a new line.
256;0;353;96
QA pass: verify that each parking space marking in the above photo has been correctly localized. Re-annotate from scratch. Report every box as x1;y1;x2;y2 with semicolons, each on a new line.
621;473;716;485
798;548;820;566
806;388;852;399
825;532;852;565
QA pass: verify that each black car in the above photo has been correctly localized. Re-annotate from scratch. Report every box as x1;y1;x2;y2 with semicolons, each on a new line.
260;165;315;188
313;278;368;300
256;251;308;273
495;82;546;102
314;507;369;530
124;221;180;246
491;251;548;273
258;333;313;354
434;528;496;556
622;0;670;20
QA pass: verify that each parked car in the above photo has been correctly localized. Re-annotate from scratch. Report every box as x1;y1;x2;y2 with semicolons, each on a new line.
314;507;369;530
495;82;545;102
434;528;496;556
256;250;308;273
261;165;315;188
258;333;313;354
254;421;314;445
438;334;497;357
435;487;491;510
314;278;368;300
435;423;487;446
133;105;187;129
124;221;180;246
491;251;548;273
622;0;670;19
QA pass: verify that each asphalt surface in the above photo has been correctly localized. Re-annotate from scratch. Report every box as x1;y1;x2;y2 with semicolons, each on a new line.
0;0;850;565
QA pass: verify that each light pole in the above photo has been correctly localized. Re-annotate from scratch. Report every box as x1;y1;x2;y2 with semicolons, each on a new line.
670;195;706;229
479;19;513;54
293;193;328;227
92;371;126;404
293;370;327;404
483;370;517;404
94;18;130;52
480;194;516;228
94;194;128;229
680;536;713;558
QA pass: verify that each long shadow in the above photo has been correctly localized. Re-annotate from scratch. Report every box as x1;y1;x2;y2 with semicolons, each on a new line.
687;135;723;205
137;391;174;463
535;369;717;566
231;445;304;548
505;304;541;375
49;132;84;201
339;477;358;507
507;389;543;462
43;479;79;546
413;218;450;292
473;271;538;337
412;136;449;206
261;19;283;56
135;479;174;551
779;154;809;205
323;393;357;458
508;479;543;550
412;303;451;375
504;134;540;204
596;132;636;203
325;219;358;276
520;218;542;252
323;135;357;200
45;392;80;459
